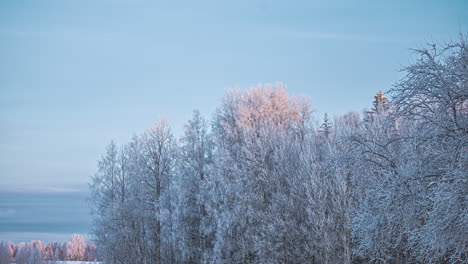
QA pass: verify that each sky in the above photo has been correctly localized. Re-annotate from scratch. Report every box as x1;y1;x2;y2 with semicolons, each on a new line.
0;0;467;190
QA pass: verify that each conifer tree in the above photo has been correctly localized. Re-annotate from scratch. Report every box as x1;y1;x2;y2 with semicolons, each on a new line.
370;90;390;114
320;113;332;138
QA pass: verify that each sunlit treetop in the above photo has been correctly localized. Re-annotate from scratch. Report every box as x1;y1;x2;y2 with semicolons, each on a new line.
371;90;391;115
229;82;313;132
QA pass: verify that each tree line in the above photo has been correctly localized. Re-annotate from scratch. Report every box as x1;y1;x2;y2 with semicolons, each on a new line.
0;234;97;264
89;38;467;263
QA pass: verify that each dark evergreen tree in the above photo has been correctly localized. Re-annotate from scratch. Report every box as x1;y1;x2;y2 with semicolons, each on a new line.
320;113;332;138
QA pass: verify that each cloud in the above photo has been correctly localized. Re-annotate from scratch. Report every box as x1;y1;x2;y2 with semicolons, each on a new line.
0;27;127;42
0;208;16;218
0;184;88;194
280;30;403;43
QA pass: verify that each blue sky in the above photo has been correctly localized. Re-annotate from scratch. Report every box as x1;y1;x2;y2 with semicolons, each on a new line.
0;0;467;189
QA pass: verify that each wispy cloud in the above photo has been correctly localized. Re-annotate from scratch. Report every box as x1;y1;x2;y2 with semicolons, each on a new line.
0;184;88;194
271;27;405;43
0;27;127;41
0;208;16;218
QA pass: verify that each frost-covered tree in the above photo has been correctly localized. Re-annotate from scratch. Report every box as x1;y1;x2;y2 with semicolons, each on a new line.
0;241;13;264
90;141;143;263
210;83;338;263
68;234;85;261
389;37;467;262
139;119;177;263
1;238;95;263
90;119;177;264
351;36;468;263
89;141;120;263
88;36;466;263
371;90;391;114
61;241;71;261
175;110;214;263
15;241;43;264
84;241;97;261
351;104;407;262
320;112;332;138
43;242;60;261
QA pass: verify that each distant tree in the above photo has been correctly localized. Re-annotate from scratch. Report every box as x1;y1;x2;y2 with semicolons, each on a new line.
43;243;54;261
15;241;43;264
68;234;85;261
43;242;60;261
0;241;13;264
320;112;332;138
371;90;391;114
61;241;71;261
84;241;97;261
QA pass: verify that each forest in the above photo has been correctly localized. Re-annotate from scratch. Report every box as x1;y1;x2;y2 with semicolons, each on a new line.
0;234;97;263
2;38;463;264
86;38;467;264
